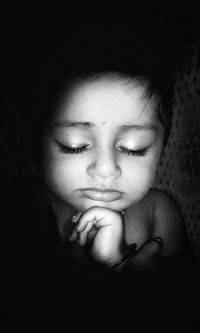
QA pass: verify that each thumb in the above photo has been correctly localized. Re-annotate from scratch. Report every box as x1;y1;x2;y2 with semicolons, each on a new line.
137;237;163;261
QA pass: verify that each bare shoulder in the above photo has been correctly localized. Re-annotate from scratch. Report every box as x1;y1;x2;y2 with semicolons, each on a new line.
148;189;188;257
147;188;181;212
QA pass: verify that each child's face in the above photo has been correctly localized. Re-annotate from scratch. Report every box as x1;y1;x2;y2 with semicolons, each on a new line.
41;76;164;212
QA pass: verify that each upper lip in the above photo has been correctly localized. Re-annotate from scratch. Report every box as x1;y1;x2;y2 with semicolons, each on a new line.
82;187;121;193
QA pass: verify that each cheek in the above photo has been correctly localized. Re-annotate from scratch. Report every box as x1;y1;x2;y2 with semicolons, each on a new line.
125;155;158;188
44;157;83;184
41;158;81;205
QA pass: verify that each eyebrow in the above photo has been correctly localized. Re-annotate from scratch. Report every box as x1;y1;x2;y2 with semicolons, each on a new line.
48;120;95;129
48;120;158;131
119;123;159;131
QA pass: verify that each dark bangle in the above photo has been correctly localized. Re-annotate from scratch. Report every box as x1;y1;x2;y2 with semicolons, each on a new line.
111;243;137;270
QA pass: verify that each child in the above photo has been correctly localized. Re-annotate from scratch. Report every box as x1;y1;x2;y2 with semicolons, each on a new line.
40;72;186;272
37;21;187;271
2;20;195;328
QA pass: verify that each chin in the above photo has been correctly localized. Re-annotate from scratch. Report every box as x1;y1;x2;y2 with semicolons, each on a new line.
77;199;126;212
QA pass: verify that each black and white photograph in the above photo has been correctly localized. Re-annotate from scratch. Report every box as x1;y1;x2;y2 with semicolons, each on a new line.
1;2;200;332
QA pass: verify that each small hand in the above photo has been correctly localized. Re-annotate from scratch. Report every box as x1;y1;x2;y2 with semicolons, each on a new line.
68;207;128;267
122;237;163;275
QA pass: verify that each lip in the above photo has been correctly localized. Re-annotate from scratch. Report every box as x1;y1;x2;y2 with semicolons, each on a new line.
80;188;122;202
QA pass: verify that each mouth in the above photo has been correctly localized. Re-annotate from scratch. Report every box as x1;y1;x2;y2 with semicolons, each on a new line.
80;187;123;202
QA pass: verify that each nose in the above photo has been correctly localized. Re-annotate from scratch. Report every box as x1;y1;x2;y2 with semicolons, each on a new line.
87;148;122;180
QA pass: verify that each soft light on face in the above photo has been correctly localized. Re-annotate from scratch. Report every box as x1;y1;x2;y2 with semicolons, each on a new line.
40;75;164;212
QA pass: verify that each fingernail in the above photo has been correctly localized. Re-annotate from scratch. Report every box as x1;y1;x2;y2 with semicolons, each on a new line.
129;243;137;251
152;237;163;248
71;215;77;222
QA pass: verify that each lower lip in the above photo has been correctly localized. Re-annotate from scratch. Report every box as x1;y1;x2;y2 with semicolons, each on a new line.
81;189;122;202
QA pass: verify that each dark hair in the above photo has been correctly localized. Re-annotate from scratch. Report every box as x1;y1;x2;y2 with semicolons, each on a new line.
21;20;173;147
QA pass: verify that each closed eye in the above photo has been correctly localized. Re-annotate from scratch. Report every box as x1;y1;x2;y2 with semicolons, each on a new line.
119;146;148;156
55;141;148;156
55;141;89;154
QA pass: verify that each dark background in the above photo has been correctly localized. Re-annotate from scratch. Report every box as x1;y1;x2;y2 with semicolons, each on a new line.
1;1;200;82
1;3;200;330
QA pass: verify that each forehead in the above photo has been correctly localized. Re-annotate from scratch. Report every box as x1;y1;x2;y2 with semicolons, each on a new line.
52;76;158;126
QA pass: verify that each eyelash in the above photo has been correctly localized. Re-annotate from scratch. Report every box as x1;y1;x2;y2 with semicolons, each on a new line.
118;146;147;156
56;142;147;157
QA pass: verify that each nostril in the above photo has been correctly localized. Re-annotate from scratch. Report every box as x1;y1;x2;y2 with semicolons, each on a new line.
87;157;121;179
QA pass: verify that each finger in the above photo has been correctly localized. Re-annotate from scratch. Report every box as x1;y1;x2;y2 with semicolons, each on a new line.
78;220;94;246
76;207;109;232
67;227;78;242
76;215;99;232
134;237;163;261
76;206;122;233
87;227;98;243
71;212;82;223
